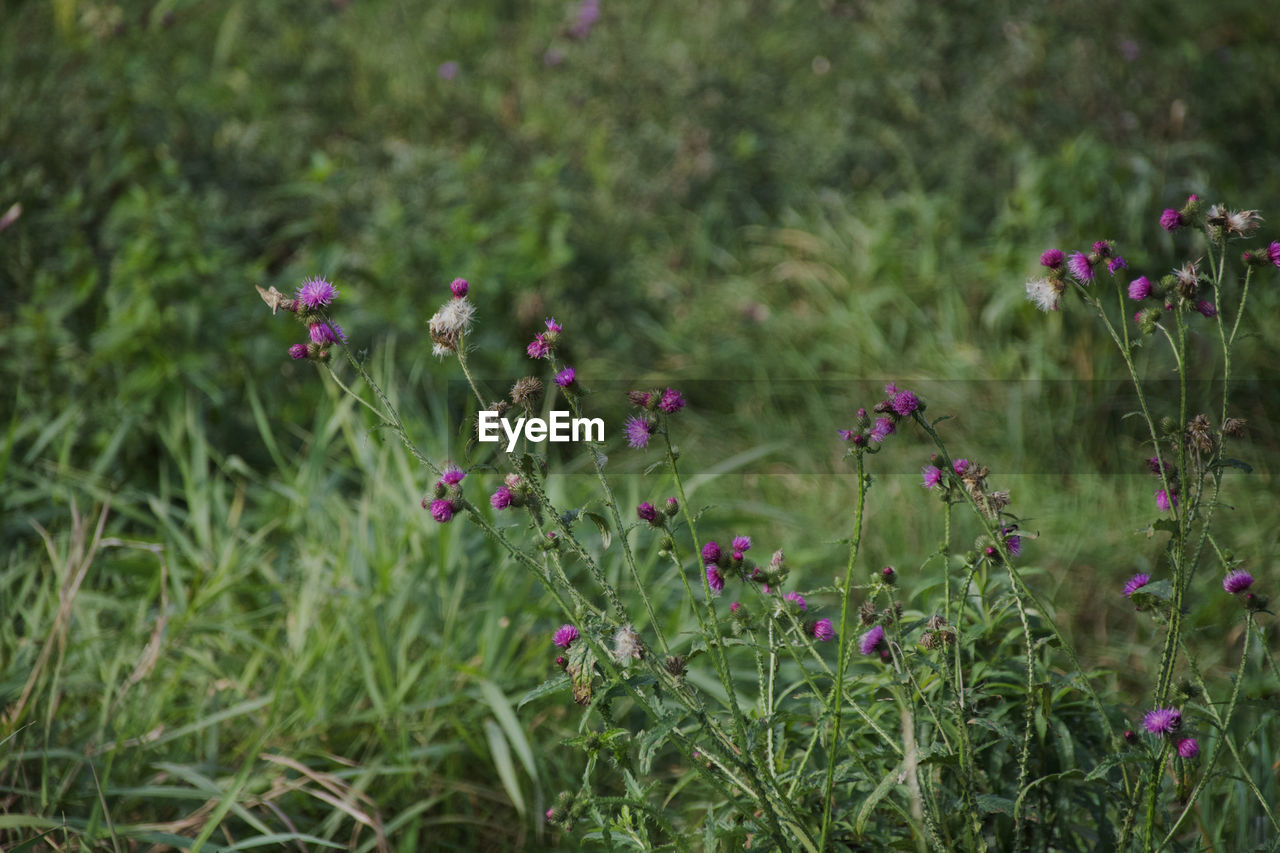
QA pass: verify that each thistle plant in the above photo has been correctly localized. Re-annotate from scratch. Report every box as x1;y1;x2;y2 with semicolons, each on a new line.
258;195;1276;850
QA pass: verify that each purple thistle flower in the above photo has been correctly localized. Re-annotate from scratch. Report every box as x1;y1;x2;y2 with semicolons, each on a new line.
732;536;751;553
1177;738;1200;759
1107;256;1128;275
1040;249;1065;269
1128;276;1152;301
953;459;970;475
1160;209;1185;232
1155;488;1177;511
296;276;338;309
859;625;885;656
1143;707;1182;736
1068;252;1094;283
838;429;857;441
1146;456;1168;475
658;388;686;413
921;465;943;489
289;343;309;360
1092;240;1112;256
636;502;659;523
1003;527;1022;557
309;322;346;345
891;389;921;417
624;416;653;449
440;466;466;486
553;624;579;648
706;566;725;595
449;278;469;298
883;382;899;396
702;541;722;564
1268;241;1280;268
544;317;562;334
438;61;459;80
729;601;741;613
1223;570;1254;594
526;334;551;359
555;367;576;387
490;486;513;509
784;591;806;611
1196;301;1217;318
812;618;834;642
429;498;455;523
1123;573;1151;597
869;417;895;443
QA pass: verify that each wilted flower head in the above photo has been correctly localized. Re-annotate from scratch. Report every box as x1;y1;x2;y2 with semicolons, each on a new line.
1123;573;1151;597
553;624;580;649
732;536;751;553
511;376;544;407
1223;570;1254;594
869;417;895;443
624;416;654;449
658;388;686;413
296;276;338;309
1025;276;1062;312
1107;256;1128;275
1143;707;1182;736
526;334;551;359
1208;204;1262;237
706;566;725;595
613;624;643;663
859;625;885;656
812;618;834;642
429;297;475;357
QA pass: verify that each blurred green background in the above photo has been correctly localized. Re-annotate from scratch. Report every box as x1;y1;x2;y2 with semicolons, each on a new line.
2;0;1278;848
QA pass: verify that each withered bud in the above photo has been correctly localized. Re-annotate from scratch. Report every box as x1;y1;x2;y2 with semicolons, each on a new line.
511;376;544;407
1222;417;1247;438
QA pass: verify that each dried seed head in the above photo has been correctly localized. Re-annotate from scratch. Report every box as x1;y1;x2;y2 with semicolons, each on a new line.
613;625;644;664
1222;417;1247;438
1186;413;1214;454
510;376;544;407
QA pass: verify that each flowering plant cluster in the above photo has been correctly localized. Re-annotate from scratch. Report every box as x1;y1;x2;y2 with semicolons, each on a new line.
258;195;1275;850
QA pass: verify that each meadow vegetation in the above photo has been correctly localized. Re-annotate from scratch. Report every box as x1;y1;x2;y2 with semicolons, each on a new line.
2;0;1278;849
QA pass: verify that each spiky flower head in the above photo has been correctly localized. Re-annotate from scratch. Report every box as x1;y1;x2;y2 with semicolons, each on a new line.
439;465;466;486
1123;573;1151;597
1177;738;1200;759
296;276;338;309
1223;570;1254;594
869;417;895;443
1040;249;1065;269
1143;707;1182;736
526;334;551;359
732;536;751;553
554;367;576;388
510;376;544;407
428;298;475;357
784;591;806;611
812;618;834;642
1128;276;1153;301
1068;251;1094;283
706;566;725;595
891;389;921;417
429;498;456;523
658;388;686;413
1107;256;1128;275
1269;241;1280;268
289;343;309;360
553;624;580;649
921;464;943;488
309;322;347;345
859;625;885;656
624;416;654;449
702;541;722;564
636;502;659;524
490;486;514;509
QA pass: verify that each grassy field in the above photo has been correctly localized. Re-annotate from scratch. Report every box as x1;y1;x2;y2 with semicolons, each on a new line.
3;0;1279;849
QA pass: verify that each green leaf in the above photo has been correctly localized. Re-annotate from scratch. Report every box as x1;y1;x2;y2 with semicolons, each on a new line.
976;794;1018;816
484;718;526;815
517;674;571;709
1219;457;1253;474
856;762;901;836
583;511;613;550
